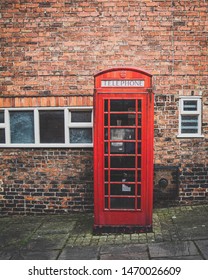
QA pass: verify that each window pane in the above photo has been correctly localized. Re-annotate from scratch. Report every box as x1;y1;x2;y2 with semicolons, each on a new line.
181;115;198;134
39;110;65;143
110;156;135;168
110;113;136;126
110;128;135;140
110;198;135;209
0;129;5;143
183;100;197;111
110;100;135;112
10;111;34;143
69;128;92;143
71;111;91;123
0;111;4;123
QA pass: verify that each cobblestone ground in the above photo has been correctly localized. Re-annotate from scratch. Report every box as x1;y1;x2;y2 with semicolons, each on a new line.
0;204;208;259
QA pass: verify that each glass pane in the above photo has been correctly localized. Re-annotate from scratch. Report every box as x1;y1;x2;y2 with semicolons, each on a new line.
0;111;4;123
69;128;92;143
110;100;135;112
113;182;135;195
110;198;135;209
110;128;135;140
104;114;108;126
138;114;142;126
181;115;198;134
104;100;108;112
71;111;91;123
105;183;141;195
105;197;108;209
138;128;142;140
137;198;141;210
40;110;64;143
137;184;141;195
0;129;5;143
138;100;142;112
183;100;197;111
10;111;34;143
110;170;135;182
110;114;136;126
138;142;141;154
137;170;141;182
110;156;135;168
110;142;135;154
105;170;108;182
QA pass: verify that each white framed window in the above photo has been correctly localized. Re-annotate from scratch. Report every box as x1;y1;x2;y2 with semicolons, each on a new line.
178;96;203;138
0;107;93;148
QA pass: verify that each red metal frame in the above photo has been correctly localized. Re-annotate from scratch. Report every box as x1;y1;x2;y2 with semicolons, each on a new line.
94;68;154;232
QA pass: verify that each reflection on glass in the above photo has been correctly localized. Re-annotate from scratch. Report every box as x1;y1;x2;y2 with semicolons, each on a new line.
69;128;92;143
10;111;34;144
110;128;135;140
110;100;135;112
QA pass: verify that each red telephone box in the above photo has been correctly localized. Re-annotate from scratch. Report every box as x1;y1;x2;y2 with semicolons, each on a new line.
93;68;154;233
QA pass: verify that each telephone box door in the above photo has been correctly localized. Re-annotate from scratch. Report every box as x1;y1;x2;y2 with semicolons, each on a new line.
94;68;154;232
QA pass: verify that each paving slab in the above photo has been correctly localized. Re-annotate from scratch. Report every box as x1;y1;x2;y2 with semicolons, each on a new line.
0;230;32;248
148;241;199;259
36;221;76;235
58;246;99;260
11;250;60;260
100;244;149;260
195;239;208;259
23;234;69;250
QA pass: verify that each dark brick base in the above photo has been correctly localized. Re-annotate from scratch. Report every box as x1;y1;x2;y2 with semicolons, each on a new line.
0;148;94;214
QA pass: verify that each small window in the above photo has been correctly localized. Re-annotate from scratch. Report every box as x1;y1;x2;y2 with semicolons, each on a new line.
69;110;93;145
178;97;203;138
71;111;91;123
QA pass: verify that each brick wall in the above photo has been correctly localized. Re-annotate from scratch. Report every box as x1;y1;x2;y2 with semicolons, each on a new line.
0;149;93;214
0;0;208;212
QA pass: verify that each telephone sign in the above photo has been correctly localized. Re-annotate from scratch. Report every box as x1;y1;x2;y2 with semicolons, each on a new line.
93;68;154;233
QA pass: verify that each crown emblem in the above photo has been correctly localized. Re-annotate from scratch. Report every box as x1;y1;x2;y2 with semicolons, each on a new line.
120;71;126;79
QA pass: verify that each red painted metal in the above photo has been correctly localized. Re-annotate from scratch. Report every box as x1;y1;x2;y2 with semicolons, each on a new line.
94;68;154;231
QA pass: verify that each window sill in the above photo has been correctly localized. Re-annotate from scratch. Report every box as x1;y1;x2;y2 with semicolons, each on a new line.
177;134;204;139
0;143;93;148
